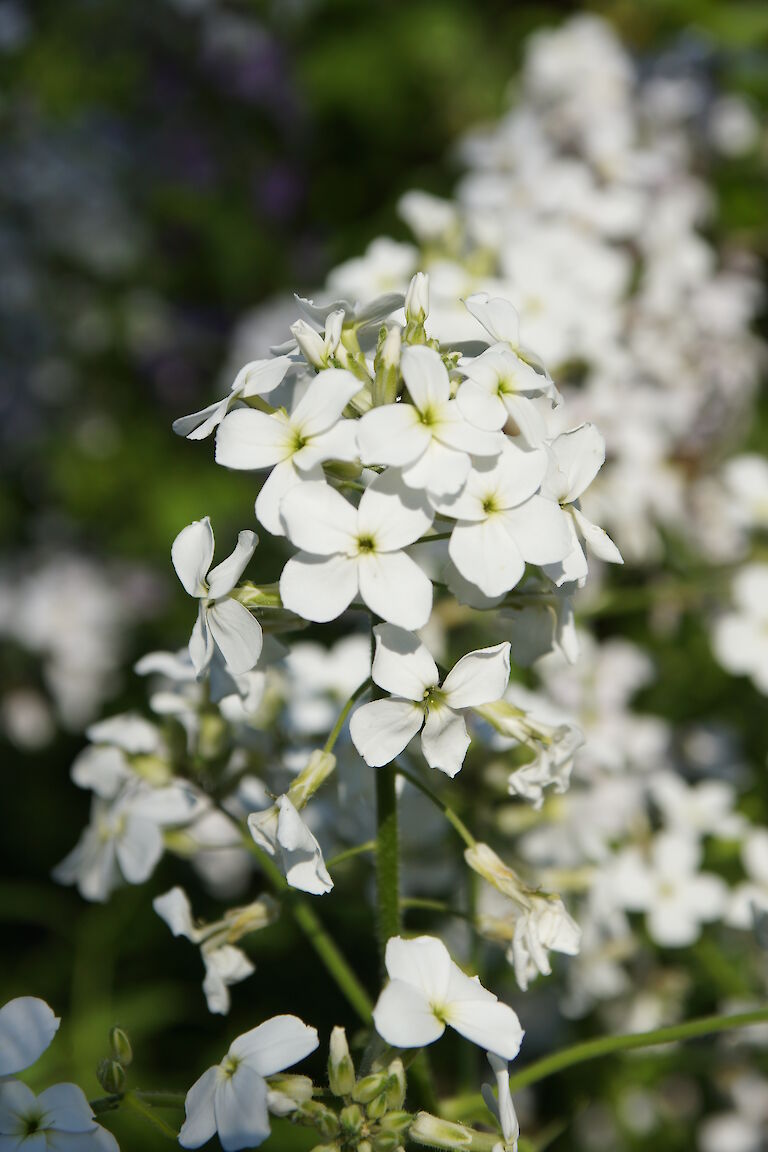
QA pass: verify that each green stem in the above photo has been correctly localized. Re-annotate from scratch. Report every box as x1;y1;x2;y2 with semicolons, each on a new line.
401;896;474;923
123;1091;179;1140
324;679;372;754
375;762;400;964
326;839;377;868
395;763;476;849
410;532;453;545
134;1091;186;1109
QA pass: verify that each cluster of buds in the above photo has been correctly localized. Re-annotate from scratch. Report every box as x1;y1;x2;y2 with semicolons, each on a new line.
96;1026;133;1096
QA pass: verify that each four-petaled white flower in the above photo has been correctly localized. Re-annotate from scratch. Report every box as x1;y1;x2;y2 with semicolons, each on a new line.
357;345;502;499
179;1015;319;1151
172;517;263;676
0;1081;119;1151
350;624;510;776
215;368;362;536
432;443;571;598
372;935;524;1059
539;423;623;586
248;795;333;896
279;472;434;628
0;997;59;1077
172;356;292;441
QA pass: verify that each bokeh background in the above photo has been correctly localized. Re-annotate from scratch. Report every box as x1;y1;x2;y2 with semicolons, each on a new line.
2;2;767;1149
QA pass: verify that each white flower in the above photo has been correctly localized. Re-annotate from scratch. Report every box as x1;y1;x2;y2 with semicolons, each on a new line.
172;517;263;677
539;423;623;586
457;344;558;446
0;998;59;1077
279;471;434;628
712;565;768;694
53;785;198;902
727;829;768;930
350;624;510;776
649;771;744;841
508;894;581;991
153;887;276;1015
432;443;571;598
172;356;292;440
247;795;333;896
482;1053;519;1152
372;935;524;1059
215;367;362;536
0;1081;119;1151
178;1015;319;1151
612;833;728;947
357;345;502;499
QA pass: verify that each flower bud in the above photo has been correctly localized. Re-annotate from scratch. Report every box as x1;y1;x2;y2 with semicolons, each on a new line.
328;1026;356;1097
291;320;328;369
385;1059;406;1111
372;1133;402;1152
225;895;279;942
353;1072;390;1104
309;1145;341;1152
339;1103;364;1140
409;1112;473;1149
299;1101;340;1140
288;750;336;810
464;843;528;905
96;1058;126;1095
266;1073;314;1116
109;1026;133;1066
372;325;402;406
405;273;429;326
379;1112;412;1136
367;1091;389;1121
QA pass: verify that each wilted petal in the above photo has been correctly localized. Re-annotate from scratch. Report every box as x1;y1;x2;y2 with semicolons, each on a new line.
153;887;199;942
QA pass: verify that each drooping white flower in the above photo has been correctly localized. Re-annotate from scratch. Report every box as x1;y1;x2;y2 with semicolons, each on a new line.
0;998;59;1077
482;1052;520;1152
539;423;623;586
612;833;728;947
172;356;292;440
350;624;510;776
153;887;276;1015
372;935;524;1059
356;345;502;499
247;795;333;895
178;1015;319;1151
431;443;572;598
712;565;768;694
172;517;263;677
215;368;362;535
279;471;434;628
0;1081;119;1151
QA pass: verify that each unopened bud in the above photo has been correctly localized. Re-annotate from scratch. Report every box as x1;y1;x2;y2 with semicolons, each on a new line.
291;320;328;369
405;273;429;326
339;1103;364;1139
372;1133;401;1152
367;1091;389;1121
353;1072;389;1104
288;751;336;810
409;1112;473;1149
266;1073;313;1115
328;1026;356;1097
372;324;403;406
309;1145;341;1152
464;843;528;905
379;1112;411;1136
109;1026;133;1066
385;1059;406;1111
96;1059;126;1095
298;1101;340;1140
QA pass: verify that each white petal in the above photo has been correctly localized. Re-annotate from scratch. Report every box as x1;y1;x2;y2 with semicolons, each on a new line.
456;379;507;431
357;470;434;551
421;702;470;777
464;293;520;346
493;444;548;510
86;713;160;755
230;1015;319;1076
189;604;214;676
357;403;430;467
203;946;254;1015
71;746;130;799
290;368;362;438
279;553;359;622
543;423;605;503
275;796;333;895
441;643;511;709
173;397;231;441
298;419;359;469
153;887;198;941
0;997;60;1076
215;409;293;471
357;550;432;629
502;497;572;565
446;999;524;1061
349;698;424;767
178;1067;219;1149
116;816;163;884
215;1067;270;1151
207;599;263;675
372;623;438;700
255;459;320;538
571;508;623;564
172;518;214;597
233;356;292;399
36;1083;94;1132
385;935;453;1000
449;518;524;598
400;344;450;410
401;438;471;498
206;531;258;599
280;481;359;554
373;981;445;1048
504;393;549;447
431;401;503;457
